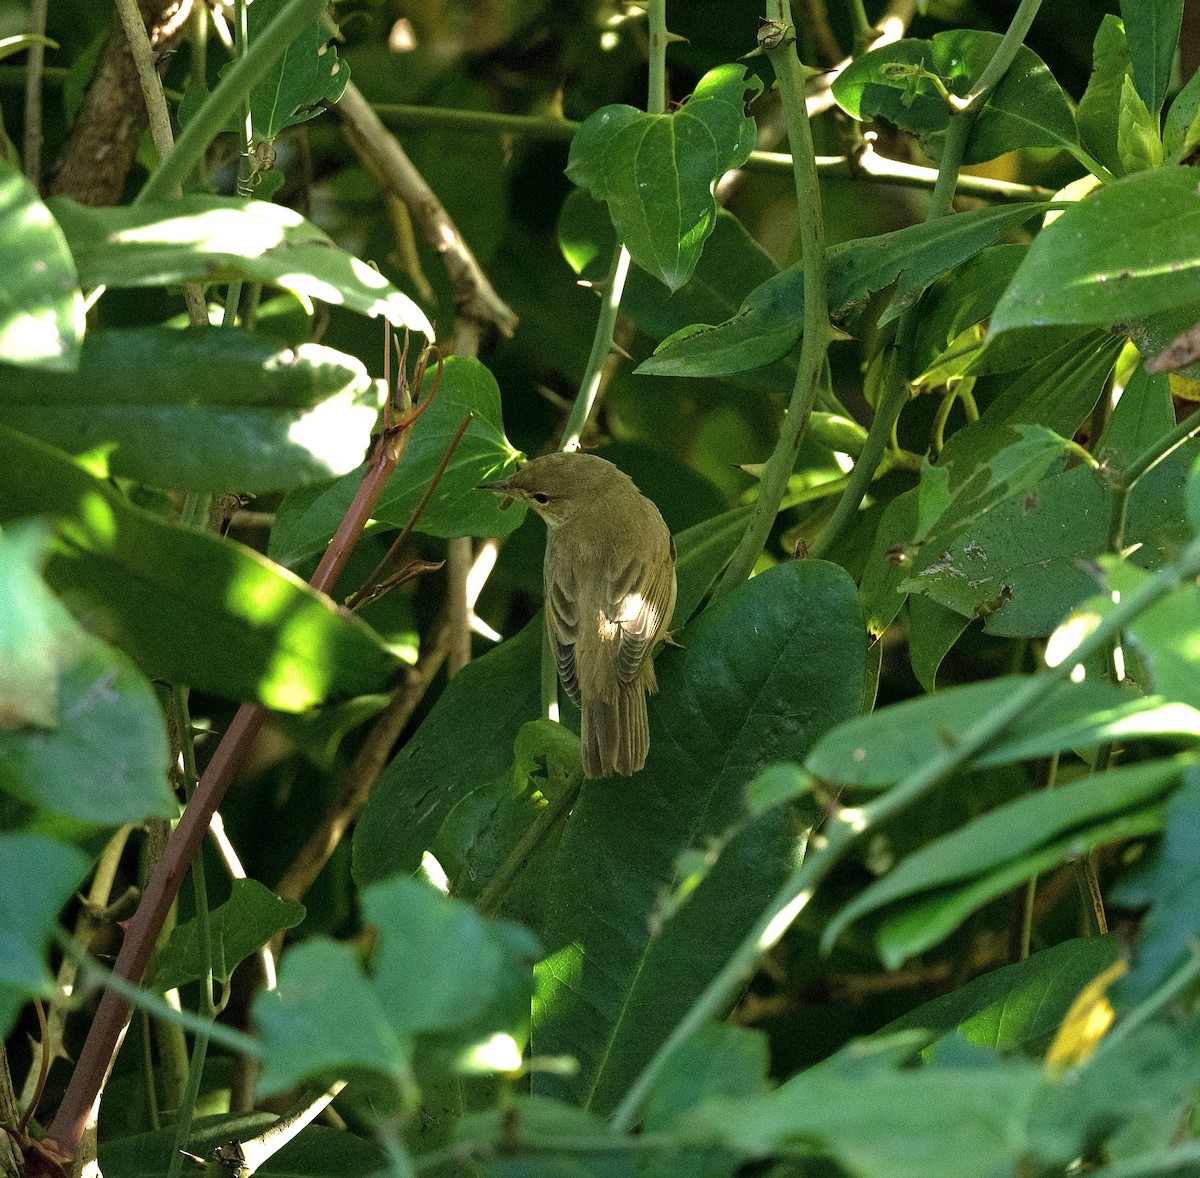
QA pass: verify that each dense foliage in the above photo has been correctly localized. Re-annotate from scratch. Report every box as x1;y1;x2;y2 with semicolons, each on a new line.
2;0;1199;1175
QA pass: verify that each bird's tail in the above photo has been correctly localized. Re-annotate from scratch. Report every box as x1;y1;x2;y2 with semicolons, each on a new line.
581;681;649;778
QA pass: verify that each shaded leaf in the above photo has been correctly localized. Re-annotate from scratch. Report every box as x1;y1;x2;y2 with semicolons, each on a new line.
0;523;174;825
245;0;349;140
822;756;1186;954
639;204;1046;379
1076;15;1134;176
1111;772;1200;1003
806;675;1199;789
833;31;1077;163
150;879;305;991
0;328;381;493
0;833;89;1036
882;935;1121;1055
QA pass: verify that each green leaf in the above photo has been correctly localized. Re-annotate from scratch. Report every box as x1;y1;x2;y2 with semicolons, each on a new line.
875;805;1165;968
806;675;1199;789
566;64;763;291
904;435;1194;638
0;427;398;711
1108;560;1200;710
0;523;174;825
822;756;1186;954
532;561;865;1113
1076;15;1133;176
832;31;1077;164
269;356;524;569
254;938;408;1100
0;522;79;729
638;204;1046;379
0;833;89;1036
990;168;1200;336
254;877;539;1098
913;243;1026;378
882;935;1120;1055
1097;365;1175;466
50;195;432;334
353;618;542;886
1117;74;1164;174
352;507;754;886
365;876;540;1043
1163;62;1200;156
0;159;84;372
1111;772;1200;1003
1120;0;1183;117
244;0;349;141
644;1023;770;1130
912;425;1073;547
692;1051;1043;1178
907;595;970;693
150;879;305;991
0;328;382;493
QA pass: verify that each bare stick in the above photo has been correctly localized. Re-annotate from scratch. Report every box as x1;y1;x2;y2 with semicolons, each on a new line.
335;82;518;340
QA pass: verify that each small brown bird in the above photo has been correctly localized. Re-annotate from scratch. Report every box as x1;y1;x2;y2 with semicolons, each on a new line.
483;453;676;778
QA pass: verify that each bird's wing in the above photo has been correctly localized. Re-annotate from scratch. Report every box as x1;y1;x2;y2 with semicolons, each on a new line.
545;560;582;705
609;534;677;686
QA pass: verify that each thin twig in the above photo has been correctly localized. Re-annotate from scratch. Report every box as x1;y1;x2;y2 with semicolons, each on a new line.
21;0;48;184
112;0;208;325
336;82;518;339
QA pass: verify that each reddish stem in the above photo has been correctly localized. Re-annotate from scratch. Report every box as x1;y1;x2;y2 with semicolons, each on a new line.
45;342;440;1162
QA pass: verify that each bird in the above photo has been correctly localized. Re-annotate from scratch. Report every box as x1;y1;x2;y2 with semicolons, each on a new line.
482;452;677;778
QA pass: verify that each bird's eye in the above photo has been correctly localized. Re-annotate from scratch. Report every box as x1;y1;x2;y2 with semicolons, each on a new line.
532;492;551;505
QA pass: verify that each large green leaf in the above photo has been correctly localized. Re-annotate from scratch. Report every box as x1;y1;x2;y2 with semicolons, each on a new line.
269;356;523;569
874;804;1164;969
1076;15;1135;177
0;832;89;1036
0;427;398;711
832;31;1078;164
1120;0;1183;117
990;167;1200;336
0;158;84;372
690;1049;1044;1178
822;756;1187;954
532;561;866;1113
50;195;432;334
566;64;763;291
0;328;381;493
638;203;1046;378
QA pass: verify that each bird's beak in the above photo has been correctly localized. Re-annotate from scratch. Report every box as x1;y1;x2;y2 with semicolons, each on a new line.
478;477;516;510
